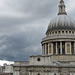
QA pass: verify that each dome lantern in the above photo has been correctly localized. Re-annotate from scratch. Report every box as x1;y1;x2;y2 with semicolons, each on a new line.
58;0;67;15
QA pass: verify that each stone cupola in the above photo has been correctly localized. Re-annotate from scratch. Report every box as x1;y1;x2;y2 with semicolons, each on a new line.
41;0;75;56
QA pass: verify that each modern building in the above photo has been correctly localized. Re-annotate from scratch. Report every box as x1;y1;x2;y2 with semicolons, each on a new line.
13;0;75;75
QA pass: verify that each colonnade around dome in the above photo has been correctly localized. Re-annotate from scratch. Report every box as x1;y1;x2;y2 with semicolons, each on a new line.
42;41;75;55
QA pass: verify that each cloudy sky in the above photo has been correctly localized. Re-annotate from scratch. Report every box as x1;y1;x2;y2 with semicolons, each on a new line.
0;0;75;64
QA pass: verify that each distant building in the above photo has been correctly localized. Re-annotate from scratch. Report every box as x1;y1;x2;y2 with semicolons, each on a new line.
0;66;4;73
13;0;75;75
3;64;13;73
0;64;13;75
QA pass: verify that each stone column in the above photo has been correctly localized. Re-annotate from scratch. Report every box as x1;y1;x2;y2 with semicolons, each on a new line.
48;43;49;54
45;44;47;55
42;44;44;55
70;42;72;54
56;42;58;54
60;41;62;54
74;42;75;54
29;72;30;75
52;43;53;54
43;44;45;55
65;42;67;54
42;44;43;55
31;72;33;75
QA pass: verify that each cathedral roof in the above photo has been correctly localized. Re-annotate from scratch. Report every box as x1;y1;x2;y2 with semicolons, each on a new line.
46;0;75;33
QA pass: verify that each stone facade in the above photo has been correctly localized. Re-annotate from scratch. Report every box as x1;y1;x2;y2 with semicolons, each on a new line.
13;55;75;75
13;0;75;75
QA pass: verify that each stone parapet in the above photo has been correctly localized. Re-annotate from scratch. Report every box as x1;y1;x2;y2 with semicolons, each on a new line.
51;55;75;61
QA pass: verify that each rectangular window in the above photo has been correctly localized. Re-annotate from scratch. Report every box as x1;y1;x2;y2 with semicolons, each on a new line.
67;42;71;54
49;43;52;54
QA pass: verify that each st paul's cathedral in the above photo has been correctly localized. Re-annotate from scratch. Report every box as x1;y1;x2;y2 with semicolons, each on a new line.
13;0;75;75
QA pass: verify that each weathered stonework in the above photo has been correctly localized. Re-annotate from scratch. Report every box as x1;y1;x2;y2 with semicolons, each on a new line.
13;0;75;75
51;55;75;61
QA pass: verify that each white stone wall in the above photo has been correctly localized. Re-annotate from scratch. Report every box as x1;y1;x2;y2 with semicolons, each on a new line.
14;61;29;66
4;65;13;73
0;66;3;73
29;56;53;65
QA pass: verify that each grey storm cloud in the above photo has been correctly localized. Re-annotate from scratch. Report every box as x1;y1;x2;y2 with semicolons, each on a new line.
0;0;75;61
0;30;42;61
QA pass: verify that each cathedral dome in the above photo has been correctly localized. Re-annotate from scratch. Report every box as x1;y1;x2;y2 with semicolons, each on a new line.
42;0;75;57
46;0;75;33
47;15;75;32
